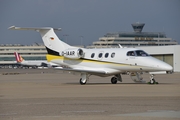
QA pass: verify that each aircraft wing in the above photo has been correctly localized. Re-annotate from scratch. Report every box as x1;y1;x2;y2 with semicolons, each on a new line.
54;67;120;75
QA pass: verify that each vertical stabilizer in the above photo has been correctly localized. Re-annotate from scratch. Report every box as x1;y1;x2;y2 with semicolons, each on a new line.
9;26;75;56
14;52;24;63
38;28;73;55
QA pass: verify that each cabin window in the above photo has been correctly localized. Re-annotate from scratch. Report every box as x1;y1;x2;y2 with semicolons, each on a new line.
111;52;115;58
91;53;95;58
105;53;109;58
127;51;135;56
98;53;103;58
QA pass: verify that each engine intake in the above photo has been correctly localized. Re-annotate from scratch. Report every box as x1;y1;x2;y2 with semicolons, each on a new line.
62;48;84;59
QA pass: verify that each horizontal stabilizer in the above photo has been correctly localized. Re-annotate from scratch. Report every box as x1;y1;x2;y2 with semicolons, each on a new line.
8;26;61;31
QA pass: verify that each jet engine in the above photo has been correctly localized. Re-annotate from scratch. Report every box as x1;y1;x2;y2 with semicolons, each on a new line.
62;48;84;59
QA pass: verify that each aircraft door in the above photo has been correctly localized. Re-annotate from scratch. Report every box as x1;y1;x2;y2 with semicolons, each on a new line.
126;51;137;65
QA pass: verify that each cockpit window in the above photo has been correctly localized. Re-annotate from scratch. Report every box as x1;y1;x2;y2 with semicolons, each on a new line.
127;51;135;56
135;50;149;56
127;50;149;57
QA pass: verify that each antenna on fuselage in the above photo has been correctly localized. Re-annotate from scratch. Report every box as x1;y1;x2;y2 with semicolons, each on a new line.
118;44;123;48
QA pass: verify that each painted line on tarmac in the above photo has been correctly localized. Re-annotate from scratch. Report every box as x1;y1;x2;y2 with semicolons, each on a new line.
61;110;105;113
0;113;17;116
114;110;180;118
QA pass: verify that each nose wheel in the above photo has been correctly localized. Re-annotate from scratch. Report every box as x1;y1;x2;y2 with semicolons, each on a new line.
148;74;159;84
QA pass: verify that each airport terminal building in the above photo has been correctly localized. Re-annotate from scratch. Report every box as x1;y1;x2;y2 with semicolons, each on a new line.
0;44;47;67
87;23;178;48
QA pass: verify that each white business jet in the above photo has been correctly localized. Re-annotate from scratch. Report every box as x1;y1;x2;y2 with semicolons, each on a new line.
9;26;173;84
14;52;58;68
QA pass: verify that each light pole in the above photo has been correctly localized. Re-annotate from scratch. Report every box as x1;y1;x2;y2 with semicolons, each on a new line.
80;36;83;46
158;33;159;46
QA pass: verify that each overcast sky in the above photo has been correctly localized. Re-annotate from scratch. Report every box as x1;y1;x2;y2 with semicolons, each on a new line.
0;0;180;46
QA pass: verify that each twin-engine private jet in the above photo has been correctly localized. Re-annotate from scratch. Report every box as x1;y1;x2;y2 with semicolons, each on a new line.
9;26;173;85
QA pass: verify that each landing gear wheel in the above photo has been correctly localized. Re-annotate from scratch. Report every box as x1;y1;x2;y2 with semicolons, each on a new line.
154;79;159;84
111;77;117;84
148;79;158;84
151;79;155;84
80;78;86;85
148;74;159;84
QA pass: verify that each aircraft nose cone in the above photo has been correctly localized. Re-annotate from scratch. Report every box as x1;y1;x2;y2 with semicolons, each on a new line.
150;57;173;72
161;63;173;71
166;64;173;71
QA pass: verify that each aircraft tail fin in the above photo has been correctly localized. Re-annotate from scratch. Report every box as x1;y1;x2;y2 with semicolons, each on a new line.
9;26;75;56
14;52;24;63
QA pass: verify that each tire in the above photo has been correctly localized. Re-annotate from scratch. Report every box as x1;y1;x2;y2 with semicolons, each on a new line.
111;77;117;84
80;78;86;85
150;79;156;84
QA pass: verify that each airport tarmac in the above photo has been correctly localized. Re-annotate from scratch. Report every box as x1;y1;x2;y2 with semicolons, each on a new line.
0;68;180;120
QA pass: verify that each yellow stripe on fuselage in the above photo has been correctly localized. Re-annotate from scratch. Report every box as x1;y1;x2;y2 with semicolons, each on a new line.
46;54;130;67
46;54;62;62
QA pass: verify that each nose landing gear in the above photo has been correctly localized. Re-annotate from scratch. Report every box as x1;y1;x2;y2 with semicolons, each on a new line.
148;74;159;84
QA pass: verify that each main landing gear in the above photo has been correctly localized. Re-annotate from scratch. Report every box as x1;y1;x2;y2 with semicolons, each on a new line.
79;73;90;85
148;74;159;84
79;73;122;85
111;74;122;84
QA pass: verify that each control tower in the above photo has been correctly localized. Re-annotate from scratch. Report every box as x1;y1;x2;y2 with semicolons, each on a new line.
131;22;145;33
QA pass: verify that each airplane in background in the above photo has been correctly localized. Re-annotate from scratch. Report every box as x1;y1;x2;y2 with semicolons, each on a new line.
9;26;173;85
14;52;58;68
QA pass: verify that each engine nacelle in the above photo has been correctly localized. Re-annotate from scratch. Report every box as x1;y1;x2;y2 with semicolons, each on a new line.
62;48;84;59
